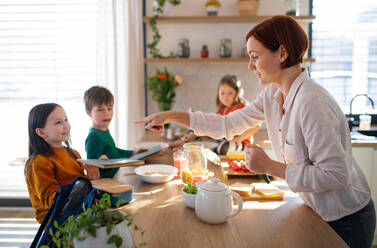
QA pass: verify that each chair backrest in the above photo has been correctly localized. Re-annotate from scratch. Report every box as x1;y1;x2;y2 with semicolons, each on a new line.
31;177;97;248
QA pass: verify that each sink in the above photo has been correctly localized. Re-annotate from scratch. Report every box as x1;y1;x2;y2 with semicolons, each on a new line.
357;129;377;137
352;127;377;137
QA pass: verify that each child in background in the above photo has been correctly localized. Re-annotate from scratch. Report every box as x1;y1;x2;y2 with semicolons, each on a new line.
84;86;145;178
182;75;259;147
24;103;100;223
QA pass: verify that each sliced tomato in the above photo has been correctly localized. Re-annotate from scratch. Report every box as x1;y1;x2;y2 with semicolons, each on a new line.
228;160;241;171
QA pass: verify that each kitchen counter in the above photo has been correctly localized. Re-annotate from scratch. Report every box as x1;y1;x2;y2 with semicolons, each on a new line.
253;129;377;148
114;131;347;248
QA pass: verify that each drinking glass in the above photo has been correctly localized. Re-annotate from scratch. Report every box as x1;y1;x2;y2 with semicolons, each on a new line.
173;147;183;176
359;114;371;130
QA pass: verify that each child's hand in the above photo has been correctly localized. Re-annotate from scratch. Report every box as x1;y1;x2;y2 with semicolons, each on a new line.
183;133;196;143
84;164;100;180
168;138;185;148
231;135;243;145
132;148;148;156
98;154;108;160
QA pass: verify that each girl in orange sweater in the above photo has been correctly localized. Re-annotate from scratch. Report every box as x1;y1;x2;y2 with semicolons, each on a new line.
182;75;260;148
24;103;100;223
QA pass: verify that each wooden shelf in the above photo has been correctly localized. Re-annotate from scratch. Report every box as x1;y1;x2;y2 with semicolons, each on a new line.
143;15;315;24
144;57;315;63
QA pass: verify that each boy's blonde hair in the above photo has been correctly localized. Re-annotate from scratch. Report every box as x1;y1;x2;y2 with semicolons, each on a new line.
84;86;114;111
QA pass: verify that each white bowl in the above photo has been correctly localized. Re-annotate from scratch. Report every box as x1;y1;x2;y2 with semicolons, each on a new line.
182;188;196;209
134;164;178;184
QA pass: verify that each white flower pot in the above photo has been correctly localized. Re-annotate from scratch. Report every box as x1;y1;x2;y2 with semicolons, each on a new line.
73;220;133;248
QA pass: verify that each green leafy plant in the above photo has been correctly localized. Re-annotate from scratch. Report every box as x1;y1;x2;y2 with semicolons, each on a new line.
183;184;197;194
47;194;145;248
202;44;208;51
148;0;181;58
147;67;182;112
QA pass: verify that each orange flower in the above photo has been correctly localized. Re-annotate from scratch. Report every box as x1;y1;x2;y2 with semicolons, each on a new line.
157;73;166;79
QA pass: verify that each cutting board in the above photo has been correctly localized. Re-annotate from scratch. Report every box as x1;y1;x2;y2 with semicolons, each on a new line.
230;183;284;201
91;178;133;194
220;165;256;183
78;158;144;168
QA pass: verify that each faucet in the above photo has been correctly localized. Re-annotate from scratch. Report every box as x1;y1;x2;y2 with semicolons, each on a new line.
348;94;375;130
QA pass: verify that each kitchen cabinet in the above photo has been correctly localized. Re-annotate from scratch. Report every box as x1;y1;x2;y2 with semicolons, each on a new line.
348;147;377;245
370;147;377;245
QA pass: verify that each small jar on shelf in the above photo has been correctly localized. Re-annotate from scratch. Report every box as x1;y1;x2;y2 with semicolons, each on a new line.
285;0;300;16
178;39;190;58
219;38;232;58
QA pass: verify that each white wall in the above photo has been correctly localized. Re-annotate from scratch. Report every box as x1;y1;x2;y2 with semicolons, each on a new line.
144;0;310;114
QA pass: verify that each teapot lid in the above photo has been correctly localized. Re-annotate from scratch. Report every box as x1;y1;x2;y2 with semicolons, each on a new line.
198;178;227;192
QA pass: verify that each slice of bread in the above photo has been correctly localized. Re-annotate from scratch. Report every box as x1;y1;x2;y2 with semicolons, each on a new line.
252;183;284;197
230;183;252;198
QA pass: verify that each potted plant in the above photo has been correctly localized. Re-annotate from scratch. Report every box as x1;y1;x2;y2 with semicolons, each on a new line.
205;0;221;16
47;193;145;248
201;45;209;58
147;68;182;112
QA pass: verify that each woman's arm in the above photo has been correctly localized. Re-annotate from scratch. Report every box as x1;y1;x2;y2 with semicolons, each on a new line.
135;110;190;130
136;92;265;141
245;144;287;179
231;124;261;144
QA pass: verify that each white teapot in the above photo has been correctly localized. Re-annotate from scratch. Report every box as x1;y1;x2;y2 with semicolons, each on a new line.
195;178;243;224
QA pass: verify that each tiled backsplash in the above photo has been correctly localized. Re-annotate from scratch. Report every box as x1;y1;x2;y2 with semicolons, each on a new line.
147;62;264;114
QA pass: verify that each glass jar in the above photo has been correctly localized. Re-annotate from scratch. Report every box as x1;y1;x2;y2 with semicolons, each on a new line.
178;39;190;58
285;0;299;16
219;38;232;58
180;143;208;184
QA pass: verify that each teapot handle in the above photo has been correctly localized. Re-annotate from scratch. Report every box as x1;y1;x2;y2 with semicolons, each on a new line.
227;191;243;218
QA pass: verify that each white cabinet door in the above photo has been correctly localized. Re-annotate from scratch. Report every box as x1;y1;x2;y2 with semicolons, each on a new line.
353;147;376;245
352;147;374;187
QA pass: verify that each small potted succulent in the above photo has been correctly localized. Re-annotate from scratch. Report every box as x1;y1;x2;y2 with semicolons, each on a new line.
201;44;209;58
205;0;221;16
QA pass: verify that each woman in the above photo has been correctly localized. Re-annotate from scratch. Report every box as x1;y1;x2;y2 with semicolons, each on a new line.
136;15;375;247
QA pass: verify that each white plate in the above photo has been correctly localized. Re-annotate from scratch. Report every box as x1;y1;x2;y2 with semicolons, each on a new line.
134;164;178;184
136;141;169;150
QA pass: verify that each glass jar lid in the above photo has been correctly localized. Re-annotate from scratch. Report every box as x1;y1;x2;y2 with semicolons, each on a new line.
183;142;204;150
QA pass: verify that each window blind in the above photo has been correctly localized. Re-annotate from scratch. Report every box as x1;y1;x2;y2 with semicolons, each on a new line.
311;0;377;113
0;0;97;100
0;0;98;196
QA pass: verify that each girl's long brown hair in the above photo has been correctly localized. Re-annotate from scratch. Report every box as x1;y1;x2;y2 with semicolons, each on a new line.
25;103;77;174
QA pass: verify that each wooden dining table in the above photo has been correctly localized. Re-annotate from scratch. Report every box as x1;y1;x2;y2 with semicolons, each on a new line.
114;131;348;248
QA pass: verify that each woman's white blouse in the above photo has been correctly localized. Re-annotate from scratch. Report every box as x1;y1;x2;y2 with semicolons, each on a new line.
190;69;371;221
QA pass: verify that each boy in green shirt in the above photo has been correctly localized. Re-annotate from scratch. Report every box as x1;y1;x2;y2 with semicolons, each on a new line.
84;86;144;178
